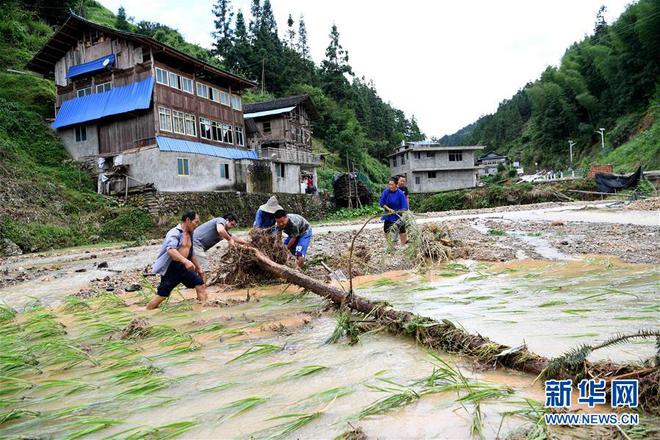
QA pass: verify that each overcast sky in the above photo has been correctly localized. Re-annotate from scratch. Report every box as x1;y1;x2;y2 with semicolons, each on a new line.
99;0;631;138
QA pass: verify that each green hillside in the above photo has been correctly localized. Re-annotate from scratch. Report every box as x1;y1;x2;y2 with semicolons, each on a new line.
0;1;153;253
438;0;660;173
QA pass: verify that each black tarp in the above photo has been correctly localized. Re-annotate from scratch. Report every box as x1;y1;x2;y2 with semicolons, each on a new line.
595;166;643;193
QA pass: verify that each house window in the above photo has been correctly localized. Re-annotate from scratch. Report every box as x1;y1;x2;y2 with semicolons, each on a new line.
428;171;437;178
211;121;222;141
220;163;229;179
276;163;285;178
184;114;196;136
220;91;230;106
172;110;185;134
426;152;434;158
231;95;242;110
196;83;208;99
263;121;271;133
209;87;220;103
75;126;87;142
415;176;420;185
200;118;212;139
158;107;172;132
449;151;463;162
235;126;244;146
77;87;92;97
180;77;193;94
393;157;397;167
155;67;168;84
414;152;420;160
222;124;233;144
168;72;180;89
95;82;112;93
177;158;190;176
401;154;406;165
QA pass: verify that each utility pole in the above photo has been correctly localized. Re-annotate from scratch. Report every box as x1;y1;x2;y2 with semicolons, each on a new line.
568;140;576;177
261;58;265;94
595;128;605;151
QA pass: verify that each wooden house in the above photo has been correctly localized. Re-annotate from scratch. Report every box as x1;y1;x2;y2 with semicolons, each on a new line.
243;95;321;193
27;13;258;193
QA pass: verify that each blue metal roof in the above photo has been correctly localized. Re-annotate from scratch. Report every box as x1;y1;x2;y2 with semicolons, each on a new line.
52;76;154;129
66;53;115;79
157;136;258;160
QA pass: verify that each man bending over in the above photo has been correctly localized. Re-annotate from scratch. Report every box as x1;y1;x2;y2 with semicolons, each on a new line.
274;210;313;269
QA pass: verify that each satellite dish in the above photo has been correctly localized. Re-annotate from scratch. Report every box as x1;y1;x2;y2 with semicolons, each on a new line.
103;58;111;67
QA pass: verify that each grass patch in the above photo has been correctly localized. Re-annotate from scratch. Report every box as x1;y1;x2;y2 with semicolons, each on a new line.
488;228;506;236
538;300;568;308
226;344;282;364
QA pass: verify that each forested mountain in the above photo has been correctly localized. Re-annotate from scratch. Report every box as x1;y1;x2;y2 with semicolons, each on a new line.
438;0;659;172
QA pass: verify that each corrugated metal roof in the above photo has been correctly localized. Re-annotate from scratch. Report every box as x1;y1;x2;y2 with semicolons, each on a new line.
157;136;258;160
243;106;296;119
66;53;115;79
52;76;154;129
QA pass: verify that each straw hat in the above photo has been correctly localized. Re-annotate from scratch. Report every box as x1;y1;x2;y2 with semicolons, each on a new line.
259;196;283;214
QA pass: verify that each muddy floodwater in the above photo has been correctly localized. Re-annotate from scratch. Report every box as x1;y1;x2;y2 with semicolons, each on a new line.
354;257;659;363
0;257;657;439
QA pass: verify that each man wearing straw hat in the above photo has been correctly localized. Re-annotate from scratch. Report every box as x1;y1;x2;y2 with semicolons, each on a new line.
253;196;283;230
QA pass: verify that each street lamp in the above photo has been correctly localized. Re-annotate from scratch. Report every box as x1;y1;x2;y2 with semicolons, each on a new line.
568;140;576;177
595;128;605;150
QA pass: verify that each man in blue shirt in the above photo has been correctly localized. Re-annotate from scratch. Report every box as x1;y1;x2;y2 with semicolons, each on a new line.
380;177;409;245
253;196;283;230
147;211;206;310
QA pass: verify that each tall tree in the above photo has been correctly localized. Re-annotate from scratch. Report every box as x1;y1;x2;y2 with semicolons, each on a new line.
297;14;310;58
249;0;261;38
115;6;132;31
321;24;353;100
211;0;234;58
285;14;296;48
259;0;278;36
593;5;608;42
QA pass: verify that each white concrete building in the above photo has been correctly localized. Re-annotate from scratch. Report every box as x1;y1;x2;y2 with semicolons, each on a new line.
388;142;484;193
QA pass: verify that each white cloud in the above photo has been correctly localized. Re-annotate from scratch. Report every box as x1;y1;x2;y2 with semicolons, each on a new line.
98;0;630;137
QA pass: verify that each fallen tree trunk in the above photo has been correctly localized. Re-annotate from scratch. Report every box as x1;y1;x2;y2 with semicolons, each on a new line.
247;246;659;412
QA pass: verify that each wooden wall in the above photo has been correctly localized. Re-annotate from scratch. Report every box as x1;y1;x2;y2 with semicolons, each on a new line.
98;110;155;155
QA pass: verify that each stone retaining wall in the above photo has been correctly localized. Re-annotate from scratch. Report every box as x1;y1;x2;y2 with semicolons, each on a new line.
128;191;332;226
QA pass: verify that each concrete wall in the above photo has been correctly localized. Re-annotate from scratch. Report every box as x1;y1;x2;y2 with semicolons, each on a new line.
58;125;99;159
411;169;478;193
121;147;237;192
391;149;478;172
271;162;302;193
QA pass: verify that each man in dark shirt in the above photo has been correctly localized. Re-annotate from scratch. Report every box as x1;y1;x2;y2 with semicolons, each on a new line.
192;213;248;280
397;175;410;206
274;209;312;269
380;177;409;245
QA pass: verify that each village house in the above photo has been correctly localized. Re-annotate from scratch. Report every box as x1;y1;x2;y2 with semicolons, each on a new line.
388;141;484;193
477;151;508;176
243;95;321;194
27;13;259;194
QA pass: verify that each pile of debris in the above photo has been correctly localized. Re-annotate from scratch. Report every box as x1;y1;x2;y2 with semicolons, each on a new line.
208;229;293;287
332;173;372;208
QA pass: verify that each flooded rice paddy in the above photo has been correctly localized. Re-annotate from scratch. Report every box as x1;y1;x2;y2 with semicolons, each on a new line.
0;256;657;439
